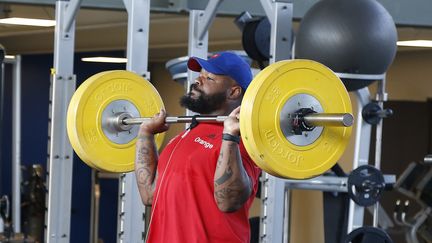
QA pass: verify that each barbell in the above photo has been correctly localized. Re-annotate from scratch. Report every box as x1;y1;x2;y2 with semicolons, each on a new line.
67;59;353;179
122;113;353;127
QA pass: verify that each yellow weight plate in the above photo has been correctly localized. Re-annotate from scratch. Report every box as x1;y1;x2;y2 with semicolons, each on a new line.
240;59;352;179
67;70;165;172
241;67;282;177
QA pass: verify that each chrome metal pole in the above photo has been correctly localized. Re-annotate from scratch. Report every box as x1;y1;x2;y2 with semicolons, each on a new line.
373;75;387;228
12;55;21;233
424;154;432;164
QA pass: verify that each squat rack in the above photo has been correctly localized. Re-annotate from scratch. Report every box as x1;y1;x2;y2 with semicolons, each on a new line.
46;0;150;242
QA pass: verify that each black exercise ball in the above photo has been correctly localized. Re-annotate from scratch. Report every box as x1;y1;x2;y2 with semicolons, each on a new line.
294;0;397;91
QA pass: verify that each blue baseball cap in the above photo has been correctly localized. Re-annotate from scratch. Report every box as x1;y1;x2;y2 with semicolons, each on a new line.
187;51;253;90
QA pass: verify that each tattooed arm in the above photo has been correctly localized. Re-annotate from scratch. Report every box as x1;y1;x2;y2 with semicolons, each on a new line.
135;134;159;206
214;106;252;212
214;141;252;212
135;109;169;206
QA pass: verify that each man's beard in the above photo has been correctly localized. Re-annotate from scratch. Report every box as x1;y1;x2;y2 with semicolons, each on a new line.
180;84;226;114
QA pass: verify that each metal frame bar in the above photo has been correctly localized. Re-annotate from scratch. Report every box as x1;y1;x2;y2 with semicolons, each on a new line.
372;76;387;227
63;0;82;33
45;0;80;242
0;60;3;225
260;174;288;243
116;0;151;242
266;0;293;64
347;88;373;233
11;55;21;233
89;169;100;243
186;0;223;98
124;0;150;78
259;1;293;242
196;0;223;41
3;55;23;234
185;9;209;117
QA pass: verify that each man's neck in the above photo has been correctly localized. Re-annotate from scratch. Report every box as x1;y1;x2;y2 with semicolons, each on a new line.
201;104;238;116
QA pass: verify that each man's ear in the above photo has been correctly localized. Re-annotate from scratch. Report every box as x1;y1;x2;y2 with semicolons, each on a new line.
227;85;242;100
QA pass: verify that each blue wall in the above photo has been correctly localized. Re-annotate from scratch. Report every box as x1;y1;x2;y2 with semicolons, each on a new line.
1;51;127;243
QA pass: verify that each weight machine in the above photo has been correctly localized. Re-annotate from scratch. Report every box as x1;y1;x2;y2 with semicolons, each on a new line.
393;155;432;243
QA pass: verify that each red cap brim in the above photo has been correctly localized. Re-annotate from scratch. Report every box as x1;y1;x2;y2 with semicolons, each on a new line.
187;57;202;72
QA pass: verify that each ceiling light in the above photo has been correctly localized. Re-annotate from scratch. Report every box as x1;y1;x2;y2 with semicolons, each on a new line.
0;17;55;27
397;40;432;48
81;57;127;63
5;55;15;59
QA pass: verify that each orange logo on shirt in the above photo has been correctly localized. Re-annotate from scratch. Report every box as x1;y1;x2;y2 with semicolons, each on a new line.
194;137;214;149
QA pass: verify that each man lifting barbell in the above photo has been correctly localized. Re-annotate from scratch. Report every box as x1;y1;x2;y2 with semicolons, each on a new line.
66;51;355;242
135;51;261;243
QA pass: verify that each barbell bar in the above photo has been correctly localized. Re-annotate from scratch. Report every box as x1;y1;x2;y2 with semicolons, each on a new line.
67;59;353;179
121;113;353;127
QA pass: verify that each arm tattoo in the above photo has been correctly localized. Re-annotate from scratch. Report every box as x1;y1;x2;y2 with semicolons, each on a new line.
215;166;232;185
135;135;158;205
214;145;252;211
136;167;154;205
216;151;223;168
136;166;152;185
214;180;245;205
136;146;150;165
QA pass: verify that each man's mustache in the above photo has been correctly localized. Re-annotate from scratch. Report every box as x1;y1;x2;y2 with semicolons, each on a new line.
189;84;203;94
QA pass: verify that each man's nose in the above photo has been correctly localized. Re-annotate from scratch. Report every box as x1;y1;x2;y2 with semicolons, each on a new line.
195;75;203;85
